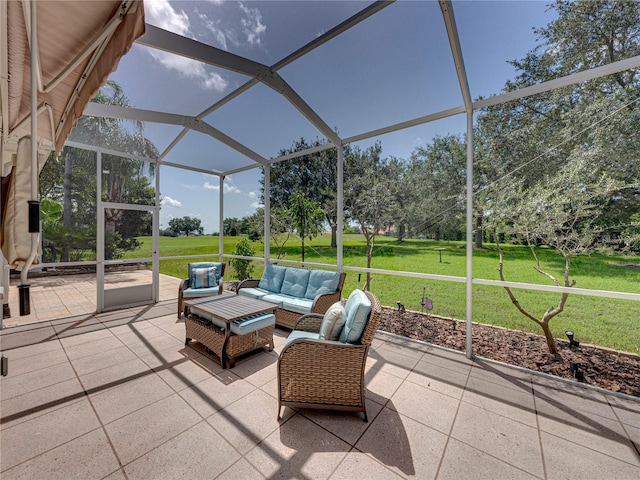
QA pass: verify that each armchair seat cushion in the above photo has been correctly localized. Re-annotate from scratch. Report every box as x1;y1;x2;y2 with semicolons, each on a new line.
284;329;320;347
182;286;222;298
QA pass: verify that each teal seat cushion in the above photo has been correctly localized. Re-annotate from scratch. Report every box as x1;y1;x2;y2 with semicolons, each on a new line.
284;330;320;347
183;286;221;298
258;264;286;293
191;310;226;330
304;270;340;300
188;262;223;287
319;302;346;340
230;313;275;335
338;290;372;344
280;296;313;315
237;287;269;300
280;268;311;298
261;294;285;307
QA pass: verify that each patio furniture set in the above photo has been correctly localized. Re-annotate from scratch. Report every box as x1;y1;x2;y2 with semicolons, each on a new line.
179;261;381;420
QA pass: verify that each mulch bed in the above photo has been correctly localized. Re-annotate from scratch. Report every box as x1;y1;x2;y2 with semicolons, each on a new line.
378;307;640;398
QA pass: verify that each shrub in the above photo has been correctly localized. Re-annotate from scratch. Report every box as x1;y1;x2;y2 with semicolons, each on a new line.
231;237;255;280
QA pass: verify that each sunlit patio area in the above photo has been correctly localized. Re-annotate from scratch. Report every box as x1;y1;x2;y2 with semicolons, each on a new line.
2;295;639;479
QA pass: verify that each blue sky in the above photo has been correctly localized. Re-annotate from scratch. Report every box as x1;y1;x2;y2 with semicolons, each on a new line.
106;0;556;234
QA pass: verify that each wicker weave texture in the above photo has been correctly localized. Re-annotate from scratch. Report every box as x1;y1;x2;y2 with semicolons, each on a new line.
279;343;366;406
185;314;273;367
277;290;382;419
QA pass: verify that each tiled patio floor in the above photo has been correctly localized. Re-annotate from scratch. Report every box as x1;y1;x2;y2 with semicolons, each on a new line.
1;300;638;479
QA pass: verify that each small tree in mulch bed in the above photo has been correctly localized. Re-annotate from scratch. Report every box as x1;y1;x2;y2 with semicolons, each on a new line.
490;160;622;354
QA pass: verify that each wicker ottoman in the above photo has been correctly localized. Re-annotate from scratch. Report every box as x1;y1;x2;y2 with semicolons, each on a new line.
186;313;275;368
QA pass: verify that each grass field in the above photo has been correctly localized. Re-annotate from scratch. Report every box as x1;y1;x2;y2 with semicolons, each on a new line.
128;234;640;353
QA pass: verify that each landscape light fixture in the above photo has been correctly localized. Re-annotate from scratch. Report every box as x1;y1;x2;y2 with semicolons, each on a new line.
565;330;580;348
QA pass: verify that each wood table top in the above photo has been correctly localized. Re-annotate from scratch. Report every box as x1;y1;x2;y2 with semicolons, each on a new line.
184;294;276;322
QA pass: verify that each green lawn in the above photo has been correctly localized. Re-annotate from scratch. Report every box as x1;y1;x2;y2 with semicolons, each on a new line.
128;234;640;354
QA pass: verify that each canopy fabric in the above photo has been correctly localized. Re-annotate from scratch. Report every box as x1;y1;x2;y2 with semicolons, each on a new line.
1;0;145;268
3;0;145;156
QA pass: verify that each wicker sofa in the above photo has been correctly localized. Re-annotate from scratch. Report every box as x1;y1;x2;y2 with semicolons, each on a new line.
236;264;345;329
277;289;382;421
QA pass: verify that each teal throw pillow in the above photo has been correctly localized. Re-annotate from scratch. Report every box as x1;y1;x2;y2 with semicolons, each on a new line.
319;302;346;341
191;266;217;289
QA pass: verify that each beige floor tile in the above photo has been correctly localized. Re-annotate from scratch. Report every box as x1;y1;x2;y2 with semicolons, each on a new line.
330;450;404;479
608;394;640;427
541;431;640;480
1;362;76;401
90;372;175;424
0;377;85;431
364;366;404;406
216;458;265;480
355;406;448;479
104;394;202;465
407;357;470;400
230;349;278;387
366;346;420;380
438;438;541;480
78;357;152;394
70;345;138;377
533;377;617;420
1;428;120;480
469;360;533;391
463;374;537;427
0;337;62;360
62;335;125;361
388;379;459;434
178;372;256;418
124;421;240;479
300;398;383;445
537;406;639;466
7;347;69;376
244;414;350;479
207;388;289;454
450;402;544;478
0;398;101;471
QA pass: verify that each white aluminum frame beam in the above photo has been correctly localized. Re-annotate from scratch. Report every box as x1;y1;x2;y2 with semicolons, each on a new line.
138;24;341;146
84;102;268;166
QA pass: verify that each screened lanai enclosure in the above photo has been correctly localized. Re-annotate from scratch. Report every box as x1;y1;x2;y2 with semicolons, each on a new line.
1;0;639;360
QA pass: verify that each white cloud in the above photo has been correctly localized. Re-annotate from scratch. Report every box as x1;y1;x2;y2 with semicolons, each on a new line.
144;0;228;91
238;2;266;46
198;12;228;50
203;180;241;194
161;196;182;208
250;201;264;209
248;191;256;198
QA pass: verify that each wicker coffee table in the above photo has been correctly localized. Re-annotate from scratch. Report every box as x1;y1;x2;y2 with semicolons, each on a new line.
184;295;276;368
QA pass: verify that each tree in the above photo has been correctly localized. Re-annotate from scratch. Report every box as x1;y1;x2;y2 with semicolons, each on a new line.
344;143;399;290
286;190;325;263
475;0;640;353
490;160;624;354
266;138;340;247
168;216;203;236
231;237;255;280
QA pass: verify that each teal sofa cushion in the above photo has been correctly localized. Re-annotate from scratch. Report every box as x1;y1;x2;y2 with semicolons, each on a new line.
280;296;313;315
188;262;223;287
261;293;285;307
258;264;286;293
237;287;269;300
338;290;372;344
284;330;320;347
319;302;346;340
304;270;340;300
230;313;275;335
280;268;311;298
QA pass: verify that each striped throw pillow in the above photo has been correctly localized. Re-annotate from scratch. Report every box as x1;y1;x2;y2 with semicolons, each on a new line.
191;266;217;289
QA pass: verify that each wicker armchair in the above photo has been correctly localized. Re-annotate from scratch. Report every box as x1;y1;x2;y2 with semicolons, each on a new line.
177;262;225;318
277;291;382;421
